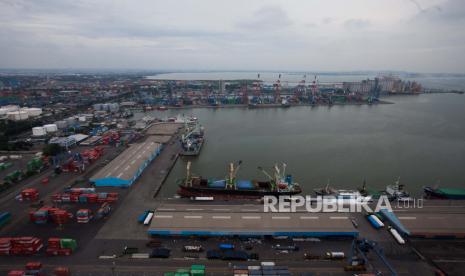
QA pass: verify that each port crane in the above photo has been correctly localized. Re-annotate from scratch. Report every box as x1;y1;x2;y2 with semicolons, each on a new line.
273;74;282;103
257;163;288;191
347;238;398;276
225;160;242;189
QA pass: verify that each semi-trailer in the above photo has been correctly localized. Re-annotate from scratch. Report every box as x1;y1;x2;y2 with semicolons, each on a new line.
367;215;384;229
388;226;406;245
143;211;154;226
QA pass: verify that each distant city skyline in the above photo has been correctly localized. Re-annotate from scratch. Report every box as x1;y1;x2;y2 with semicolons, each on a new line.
0;0;464;73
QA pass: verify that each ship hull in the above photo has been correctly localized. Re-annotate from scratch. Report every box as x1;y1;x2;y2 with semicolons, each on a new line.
424;187;465;200
178;184;301;199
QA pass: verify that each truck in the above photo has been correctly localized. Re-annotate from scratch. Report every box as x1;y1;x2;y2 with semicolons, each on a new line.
138;210;150;223
26;158;47;175
325;251;345;260
21;188;39;201
46;238;77;256
143;211;154;225
367;215;384;229
76;209;93;223
183;245;203;252
4;170;23;184
95;202;111;219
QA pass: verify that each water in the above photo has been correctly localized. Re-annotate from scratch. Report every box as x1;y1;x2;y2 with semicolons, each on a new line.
147;72;465;90
144;93;465;198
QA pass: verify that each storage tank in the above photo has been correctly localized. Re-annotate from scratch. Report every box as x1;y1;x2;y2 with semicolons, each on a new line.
32;126;46;136
7;111;29;121
55;120;67;129
24;107;42;117
0;105;19;114
44;124;58;133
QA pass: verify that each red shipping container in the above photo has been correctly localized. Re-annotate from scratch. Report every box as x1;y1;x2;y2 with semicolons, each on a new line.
48;238;61;248
25;262;42;270
8;271;25;276
54;267;70;276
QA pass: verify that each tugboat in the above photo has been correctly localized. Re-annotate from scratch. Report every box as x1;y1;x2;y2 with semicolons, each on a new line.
177;161;302;199
314;180;372;202
385;177;412;202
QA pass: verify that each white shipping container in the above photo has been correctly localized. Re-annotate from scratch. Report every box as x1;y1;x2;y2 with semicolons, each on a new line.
32;126;46;136
389;227;406;245
44;124;58;133
143;212;154;225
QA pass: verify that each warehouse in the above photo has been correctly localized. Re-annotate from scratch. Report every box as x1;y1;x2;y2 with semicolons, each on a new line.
90;136;163;187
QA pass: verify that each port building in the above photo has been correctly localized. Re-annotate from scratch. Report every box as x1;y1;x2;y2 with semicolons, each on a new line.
90;136;162;187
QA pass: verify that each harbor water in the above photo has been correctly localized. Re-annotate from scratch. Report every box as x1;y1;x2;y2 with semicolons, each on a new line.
141;93;465;198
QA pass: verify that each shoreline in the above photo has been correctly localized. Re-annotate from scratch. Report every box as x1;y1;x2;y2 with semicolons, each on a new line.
145;100;394;111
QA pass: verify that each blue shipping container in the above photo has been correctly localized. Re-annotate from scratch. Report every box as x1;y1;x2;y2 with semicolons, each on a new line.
219;243;234;250
237;180;254;189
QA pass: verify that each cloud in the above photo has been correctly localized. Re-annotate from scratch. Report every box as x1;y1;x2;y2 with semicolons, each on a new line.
0;0;464;73
237;5;293;31
344;19;371;30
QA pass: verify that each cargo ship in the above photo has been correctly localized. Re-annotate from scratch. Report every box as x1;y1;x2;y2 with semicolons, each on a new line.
423;187;465;199
180;122;204;156
177;161;302;199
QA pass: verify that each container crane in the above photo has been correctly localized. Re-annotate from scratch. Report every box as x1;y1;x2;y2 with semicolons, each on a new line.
252;73;261;103
273;74;282;103
241;80;249;104
311;75;319;103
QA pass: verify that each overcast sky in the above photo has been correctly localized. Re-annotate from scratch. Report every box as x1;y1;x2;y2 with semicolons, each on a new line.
0;0;464;73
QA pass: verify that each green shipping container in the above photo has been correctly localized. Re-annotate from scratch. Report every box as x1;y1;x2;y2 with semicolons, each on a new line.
191;265;205;270
190;270;205;276
60;239;77;251
176;269;189;273
163;273;175;276
174;273;189;276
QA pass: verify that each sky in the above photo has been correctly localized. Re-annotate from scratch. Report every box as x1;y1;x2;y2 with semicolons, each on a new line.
0;0;464;73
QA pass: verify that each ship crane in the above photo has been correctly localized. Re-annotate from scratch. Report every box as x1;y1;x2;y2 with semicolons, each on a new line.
273;74;282;103
185;161;192;186
227;160;242;189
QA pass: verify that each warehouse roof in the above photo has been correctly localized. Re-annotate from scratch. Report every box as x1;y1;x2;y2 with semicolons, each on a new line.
90;136;162;187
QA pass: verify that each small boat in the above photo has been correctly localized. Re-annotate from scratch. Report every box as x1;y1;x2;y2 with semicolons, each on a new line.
314;181;372;202
158;106;168;111
385;178;413;201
